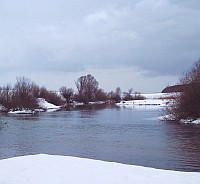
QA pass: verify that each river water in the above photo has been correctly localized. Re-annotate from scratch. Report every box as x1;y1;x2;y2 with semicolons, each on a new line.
0;105;200;172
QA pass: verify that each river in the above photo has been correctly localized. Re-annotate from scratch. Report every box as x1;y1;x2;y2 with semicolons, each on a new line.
0;105;200;171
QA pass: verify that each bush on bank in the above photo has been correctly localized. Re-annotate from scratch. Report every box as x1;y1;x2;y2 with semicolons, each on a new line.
169;60;200;121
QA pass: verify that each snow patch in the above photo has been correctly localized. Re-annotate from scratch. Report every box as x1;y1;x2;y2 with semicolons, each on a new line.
180;119;200;125
158;114;176;121
37;98;61;111
140;92;176;99
8;109;34;115
158;115;200;125
0;154;199;184
116;99;170;107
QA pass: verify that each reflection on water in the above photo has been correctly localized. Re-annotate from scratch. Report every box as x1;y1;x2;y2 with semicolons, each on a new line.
163;122;200;171
0;105;200;172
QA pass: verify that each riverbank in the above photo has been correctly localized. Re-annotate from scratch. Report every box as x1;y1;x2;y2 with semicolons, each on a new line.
0;154;199;184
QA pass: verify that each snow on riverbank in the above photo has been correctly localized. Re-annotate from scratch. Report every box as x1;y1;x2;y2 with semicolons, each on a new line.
116;93;175;108
140;92;176;99
8;109;34;114
37;98;61;112
158;115;200;124
116;99;170;108
158;114;176;121
180;119;200;124
0;154;199;184
5;99;61;114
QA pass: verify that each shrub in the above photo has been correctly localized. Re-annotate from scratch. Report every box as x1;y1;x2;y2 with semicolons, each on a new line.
0;85;13;109
12;77;38;109
170;60;200;120
0;77;64;110
60;87;74;104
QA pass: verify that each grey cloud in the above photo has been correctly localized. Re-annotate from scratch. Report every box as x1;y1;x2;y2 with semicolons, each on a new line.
0;0;200;78
171;0;200;9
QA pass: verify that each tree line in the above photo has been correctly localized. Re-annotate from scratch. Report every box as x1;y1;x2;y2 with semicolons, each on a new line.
0;74;144;111
2;59;199;122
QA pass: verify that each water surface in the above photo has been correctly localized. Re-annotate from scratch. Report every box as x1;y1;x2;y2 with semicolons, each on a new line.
0;105;200;171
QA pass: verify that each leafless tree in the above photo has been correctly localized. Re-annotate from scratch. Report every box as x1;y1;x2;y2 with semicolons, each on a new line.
46;91;64;106
133;92;145;100
0;84;13;109
34;86;64;106
0;77;65;109
123;88;144;100
107;90;121;103
116;87;121;96
170;60;200;120
60;86;74;104
123;88;133;100
96;89;107;101
75;74;99;103
115;87;122;102
12;77;38;109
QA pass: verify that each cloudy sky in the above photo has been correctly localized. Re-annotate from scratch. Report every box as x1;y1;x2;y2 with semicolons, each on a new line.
0;0;200;93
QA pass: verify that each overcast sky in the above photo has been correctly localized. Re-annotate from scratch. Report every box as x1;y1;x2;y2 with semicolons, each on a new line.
0;0;200;93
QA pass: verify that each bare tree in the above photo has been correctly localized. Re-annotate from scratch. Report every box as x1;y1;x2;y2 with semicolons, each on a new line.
123;88;144;100
116;87;121;96
33;86;64;106
75;74;99;103
0;77;65;109
123;88;133;100
12;77;38;109
170;60;200;120
96;89;107;101
133;92;145;100
60;86;74;104
45;91;64;106
115;87;122;102
0;84;13;109
107;90;121;103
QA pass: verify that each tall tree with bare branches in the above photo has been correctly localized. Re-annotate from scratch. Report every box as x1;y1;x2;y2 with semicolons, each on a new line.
75;74;99;103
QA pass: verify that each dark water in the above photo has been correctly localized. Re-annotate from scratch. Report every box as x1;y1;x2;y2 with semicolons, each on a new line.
0;105;200;172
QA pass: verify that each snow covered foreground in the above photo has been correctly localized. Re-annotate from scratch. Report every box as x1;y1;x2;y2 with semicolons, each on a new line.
0;154;199;184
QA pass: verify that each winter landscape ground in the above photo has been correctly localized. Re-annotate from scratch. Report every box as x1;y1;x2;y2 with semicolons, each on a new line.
0;154;199;184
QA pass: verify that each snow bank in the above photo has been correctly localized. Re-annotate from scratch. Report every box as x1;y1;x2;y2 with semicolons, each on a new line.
73;101;106;106
190;119;200;124
0;154;199;184
37;98;61;111
180;119;200;125
89;101;106;105
158;115;200;124
158;114;176;121
6;99;61;114
8;109;33;114
140;92;176;99
116;99;169;107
